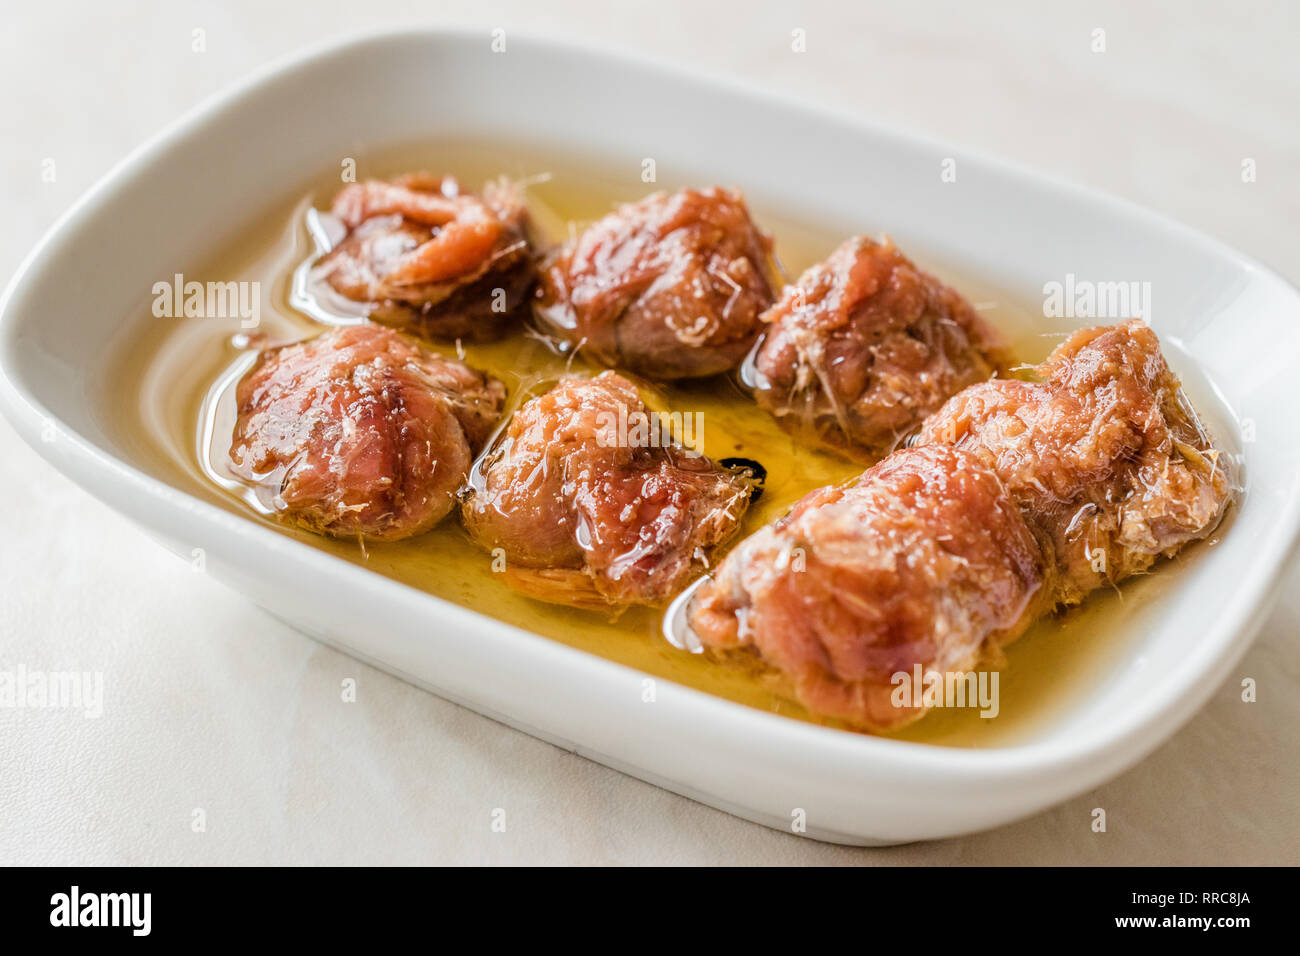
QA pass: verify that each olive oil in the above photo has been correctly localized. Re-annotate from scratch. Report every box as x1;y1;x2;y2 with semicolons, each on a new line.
101;137;1238;748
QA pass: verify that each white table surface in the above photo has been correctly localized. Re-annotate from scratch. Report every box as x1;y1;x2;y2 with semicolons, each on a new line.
2;0;1297;865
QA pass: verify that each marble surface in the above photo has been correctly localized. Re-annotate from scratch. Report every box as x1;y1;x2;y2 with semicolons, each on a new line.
1;0;1296;864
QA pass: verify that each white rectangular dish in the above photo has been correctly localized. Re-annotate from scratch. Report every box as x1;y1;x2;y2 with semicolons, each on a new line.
3;28;1298;845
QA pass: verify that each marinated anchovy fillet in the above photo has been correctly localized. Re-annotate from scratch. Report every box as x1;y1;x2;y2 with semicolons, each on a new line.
918;319;1231;606
750;235;1006;458
310;174;533;340
534;188;778;380
463;372;753;608
230;323;505;541
689;444;1048;730
688;320;1231;732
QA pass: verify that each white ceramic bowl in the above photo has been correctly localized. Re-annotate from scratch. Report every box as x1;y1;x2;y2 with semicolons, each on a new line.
3;28;1298;845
